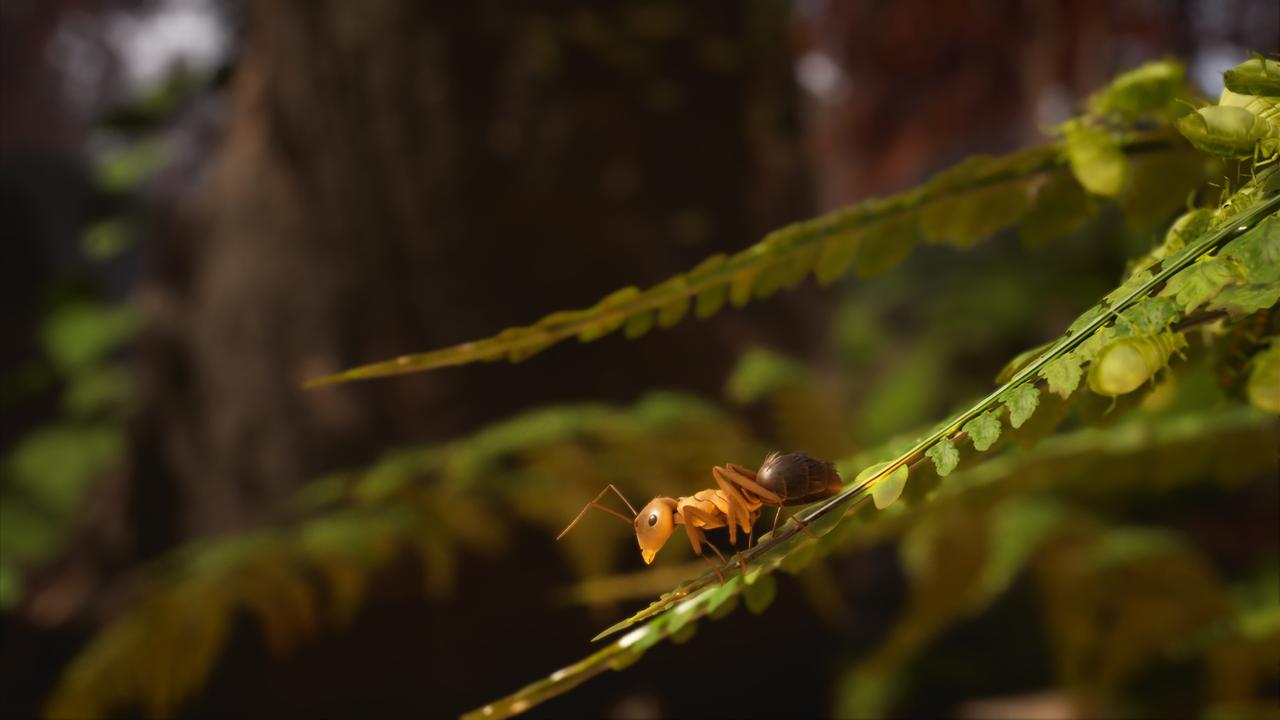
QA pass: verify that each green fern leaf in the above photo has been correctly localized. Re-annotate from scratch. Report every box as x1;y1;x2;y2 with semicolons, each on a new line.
925;438;959;477
1041;355;1084;398
1210;283;1280;315
920;181;1034;248
1001;384;1040;429
815;230;860;285
963;411;1002;452
853;213;917;276
1160;256;1245;312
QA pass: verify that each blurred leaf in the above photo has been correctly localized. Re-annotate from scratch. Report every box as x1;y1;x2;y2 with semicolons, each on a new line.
63;365;133;418
1118;150;1208;229
725;348;810;404
95;138;167;192
0;562;20;609
80;219;133;261
742;573;777;614
857;341;943;443
1019;170;1094;247
870;465;909;510
41;302;139;375
1223;56;1280;98
1175;105;1278;158
0;498;60;561
1064;121;1130;197
1088;59;1192;122
6;424;122;515
919;181;1033;248
1246;342;1280;413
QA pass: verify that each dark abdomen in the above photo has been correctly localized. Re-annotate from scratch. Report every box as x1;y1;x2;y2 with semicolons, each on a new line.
757;452;843;505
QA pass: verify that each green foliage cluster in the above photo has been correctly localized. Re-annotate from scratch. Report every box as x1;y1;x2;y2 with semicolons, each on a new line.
46;393;758;718
2;70;185;609
1;301;137;608
43;56;1280;719
467;57;1280;718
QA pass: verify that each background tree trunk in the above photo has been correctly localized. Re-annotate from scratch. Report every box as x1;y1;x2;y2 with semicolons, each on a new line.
137;0;815;542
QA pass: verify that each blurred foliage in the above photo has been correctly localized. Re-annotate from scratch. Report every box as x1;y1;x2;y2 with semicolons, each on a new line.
306;63;1210;386
36;55;1280;719
46;392;763;718
2;54;194;612
1;299;136;609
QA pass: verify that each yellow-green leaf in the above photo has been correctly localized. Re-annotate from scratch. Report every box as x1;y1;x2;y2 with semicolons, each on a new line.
962;411;1002;452
924;438;959;477
1064;121;1131;197
1001;384;1040;429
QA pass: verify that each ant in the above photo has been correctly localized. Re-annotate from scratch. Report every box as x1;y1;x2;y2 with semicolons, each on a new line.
556;452;843;582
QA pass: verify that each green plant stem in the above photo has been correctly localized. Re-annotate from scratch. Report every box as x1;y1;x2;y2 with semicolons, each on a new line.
744;190;1280;565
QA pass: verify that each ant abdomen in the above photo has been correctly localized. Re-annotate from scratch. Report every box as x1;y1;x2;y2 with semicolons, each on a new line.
756;452;843;506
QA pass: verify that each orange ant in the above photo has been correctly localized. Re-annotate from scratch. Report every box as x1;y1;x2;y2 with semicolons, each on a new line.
556;452;843;581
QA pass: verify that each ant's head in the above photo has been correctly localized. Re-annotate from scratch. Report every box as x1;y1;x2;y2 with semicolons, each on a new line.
635;497;677;564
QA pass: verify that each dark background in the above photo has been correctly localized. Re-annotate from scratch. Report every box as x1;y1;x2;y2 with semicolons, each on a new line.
1;1;1276;718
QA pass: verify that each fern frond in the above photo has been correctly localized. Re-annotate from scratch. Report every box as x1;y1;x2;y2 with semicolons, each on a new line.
466;164;1279;716
305;130;1197;387
467;404;1276;719
46;392;757;719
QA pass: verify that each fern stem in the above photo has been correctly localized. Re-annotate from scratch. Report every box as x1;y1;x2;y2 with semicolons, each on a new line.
747;188;1280;563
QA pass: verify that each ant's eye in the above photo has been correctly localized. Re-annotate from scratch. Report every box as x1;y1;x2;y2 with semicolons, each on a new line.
648;512;658;527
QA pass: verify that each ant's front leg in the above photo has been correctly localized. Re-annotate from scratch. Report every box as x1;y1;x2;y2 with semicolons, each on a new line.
682;507;746;581
682;519;724;585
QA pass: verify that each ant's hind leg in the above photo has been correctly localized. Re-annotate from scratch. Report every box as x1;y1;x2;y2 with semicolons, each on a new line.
786;509;818;539
719;465;782;505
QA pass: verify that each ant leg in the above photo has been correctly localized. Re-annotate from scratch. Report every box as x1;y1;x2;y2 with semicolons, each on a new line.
704;539;746;581
556;484;637;540
699;553;725;585
683;520;705;556
712;467;766;536
682;508;744;581
718;465;782;505
682;522;724;585
785;509;818;539
771;506;783;536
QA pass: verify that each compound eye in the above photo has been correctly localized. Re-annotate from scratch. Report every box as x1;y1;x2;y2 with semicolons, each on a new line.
647;512;658;527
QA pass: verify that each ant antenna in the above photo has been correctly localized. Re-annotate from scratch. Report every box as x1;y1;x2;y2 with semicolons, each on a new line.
556;484;639;541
